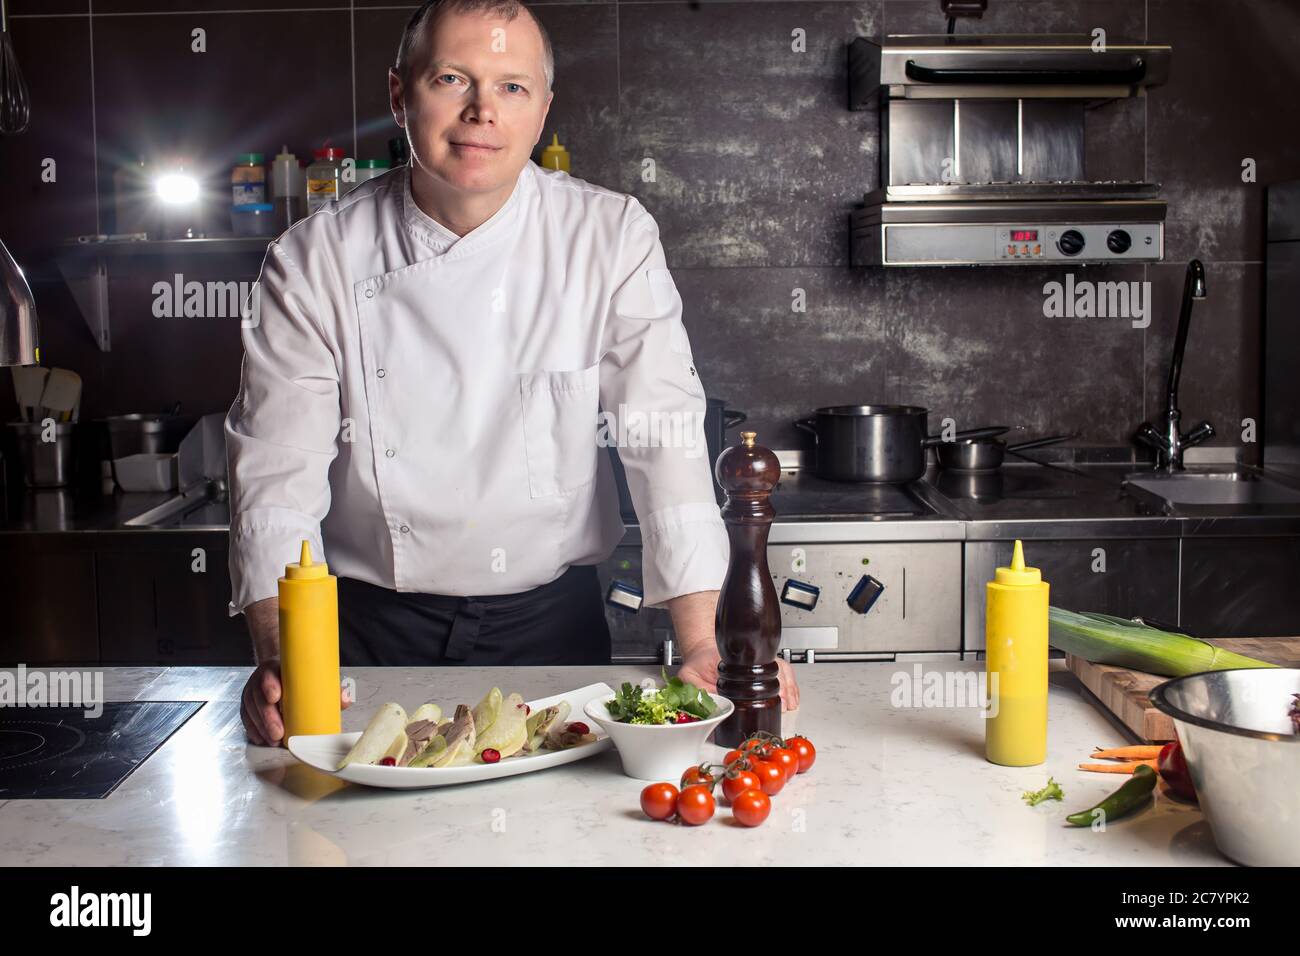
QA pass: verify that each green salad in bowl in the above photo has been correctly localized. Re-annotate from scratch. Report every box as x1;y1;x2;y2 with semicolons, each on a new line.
605;671;719;725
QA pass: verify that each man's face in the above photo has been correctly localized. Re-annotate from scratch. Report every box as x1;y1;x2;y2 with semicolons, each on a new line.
391;10;552;196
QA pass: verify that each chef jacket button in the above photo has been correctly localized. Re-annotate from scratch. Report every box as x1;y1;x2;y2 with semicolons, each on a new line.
385;448;396;458
376;368;386;378
689;366;696;376
399;524;410;534
365;289;375;299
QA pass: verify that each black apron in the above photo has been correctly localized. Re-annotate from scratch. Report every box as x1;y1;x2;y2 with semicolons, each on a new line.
337;564;612;666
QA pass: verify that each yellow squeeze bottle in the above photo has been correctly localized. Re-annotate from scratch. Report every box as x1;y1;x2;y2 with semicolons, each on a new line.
278;540;341;739
985;539;1049;766
540;133;570;172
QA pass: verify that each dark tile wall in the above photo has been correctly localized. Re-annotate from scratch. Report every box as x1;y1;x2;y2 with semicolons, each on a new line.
1;0;1297;458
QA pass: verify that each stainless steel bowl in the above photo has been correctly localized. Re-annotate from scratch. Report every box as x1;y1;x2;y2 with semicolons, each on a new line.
1150;668;1300;866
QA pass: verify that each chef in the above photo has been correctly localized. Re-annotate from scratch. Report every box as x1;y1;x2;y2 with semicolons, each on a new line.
228;0;799;746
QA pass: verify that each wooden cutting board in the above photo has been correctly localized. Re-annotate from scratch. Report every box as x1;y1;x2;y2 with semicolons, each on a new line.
1067;637;1300;741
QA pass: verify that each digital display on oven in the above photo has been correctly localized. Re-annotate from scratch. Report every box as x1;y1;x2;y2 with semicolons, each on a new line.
1011;229;1039;242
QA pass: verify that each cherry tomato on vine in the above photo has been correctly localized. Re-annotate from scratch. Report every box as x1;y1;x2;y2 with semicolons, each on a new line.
722;769;761;805
731;788;772;828
680;765;716;791
723;749;749;768
786;735;817;773
749;757;786;796
769;746;800;782
676;785;716;826
640;782;679;821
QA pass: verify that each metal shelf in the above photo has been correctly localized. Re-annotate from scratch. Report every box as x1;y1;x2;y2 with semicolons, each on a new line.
55;236;272;351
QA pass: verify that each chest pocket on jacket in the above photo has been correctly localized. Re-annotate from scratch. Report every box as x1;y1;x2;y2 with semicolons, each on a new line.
519;362;601;498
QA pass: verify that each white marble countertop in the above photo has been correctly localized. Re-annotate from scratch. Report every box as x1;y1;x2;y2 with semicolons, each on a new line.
0;661;1227;866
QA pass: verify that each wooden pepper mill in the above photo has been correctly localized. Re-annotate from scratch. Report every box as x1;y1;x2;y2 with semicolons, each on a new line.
713;430;782;747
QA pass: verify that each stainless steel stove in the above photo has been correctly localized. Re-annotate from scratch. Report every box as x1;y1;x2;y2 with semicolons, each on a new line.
608;461;967;661
0;701;201;799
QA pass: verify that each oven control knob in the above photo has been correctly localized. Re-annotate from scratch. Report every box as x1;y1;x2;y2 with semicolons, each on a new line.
1057;229;1086;256
605;580;643;613
846;574;885;615
1107;229;1132;254
780;579;820;611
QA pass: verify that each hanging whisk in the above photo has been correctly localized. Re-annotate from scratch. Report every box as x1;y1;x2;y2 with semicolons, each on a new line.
0;0;31;136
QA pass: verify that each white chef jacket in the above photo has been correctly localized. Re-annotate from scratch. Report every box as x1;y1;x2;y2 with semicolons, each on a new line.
225;161;728;616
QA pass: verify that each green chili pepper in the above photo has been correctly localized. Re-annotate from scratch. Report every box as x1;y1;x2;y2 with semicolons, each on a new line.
1066;764;1157;828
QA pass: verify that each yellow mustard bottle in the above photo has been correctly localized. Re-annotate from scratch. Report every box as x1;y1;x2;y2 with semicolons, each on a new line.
278;540;341;739
985;539;1049;766
540;133;570;172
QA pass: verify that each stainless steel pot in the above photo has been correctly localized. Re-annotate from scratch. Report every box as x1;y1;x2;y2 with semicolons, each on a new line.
103;405;187;459
793;404;1006;483
7;421;74;487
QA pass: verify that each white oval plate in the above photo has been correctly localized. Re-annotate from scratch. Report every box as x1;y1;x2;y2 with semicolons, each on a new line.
288;682;615;790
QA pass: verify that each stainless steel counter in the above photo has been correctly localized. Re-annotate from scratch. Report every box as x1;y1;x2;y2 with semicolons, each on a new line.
9;461;1300;540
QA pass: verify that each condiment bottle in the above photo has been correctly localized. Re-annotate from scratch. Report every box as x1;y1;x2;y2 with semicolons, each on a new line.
270;146;304;229
231;153;266;208
985;539;1049;766
305;146;345;214
278;540;341;739
540;133;570;172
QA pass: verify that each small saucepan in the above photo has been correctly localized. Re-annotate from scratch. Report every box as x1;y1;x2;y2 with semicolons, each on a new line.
935;434;1073;474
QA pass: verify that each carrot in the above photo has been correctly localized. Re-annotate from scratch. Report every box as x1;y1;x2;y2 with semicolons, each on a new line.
1078;759;1158;774
1090;745;1163;760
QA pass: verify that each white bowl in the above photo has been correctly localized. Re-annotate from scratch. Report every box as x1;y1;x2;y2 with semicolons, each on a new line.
583;692;734;781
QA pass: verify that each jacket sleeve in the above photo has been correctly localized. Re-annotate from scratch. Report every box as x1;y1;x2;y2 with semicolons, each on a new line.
225;242;341;615
599;201;729;608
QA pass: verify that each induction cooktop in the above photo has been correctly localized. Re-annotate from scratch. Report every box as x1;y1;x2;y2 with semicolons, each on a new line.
0;701;203;799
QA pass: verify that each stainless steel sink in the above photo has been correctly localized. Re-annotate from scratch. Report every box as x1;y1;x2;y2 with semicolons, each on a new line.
1123;467;1300;512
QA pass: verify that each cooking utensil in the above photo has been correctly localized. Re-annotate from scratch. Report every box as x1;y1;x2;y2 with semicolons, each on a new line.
7;420;73;487
103;406;187;459
793;404;1006;483
105;414;168;459
10;365;45;420
36;367;80;422
1150;668;1300;866
0;0;30;136
936;433;1073;473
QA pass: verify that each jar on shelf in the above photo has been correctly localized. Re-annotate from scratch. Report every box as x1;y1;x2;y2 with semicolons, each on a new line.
306;147;345;214
343;158;390;196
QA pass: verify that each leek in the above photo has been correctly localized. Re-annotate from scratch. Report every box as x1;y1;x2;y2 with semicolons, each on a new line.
1048;607;1275;677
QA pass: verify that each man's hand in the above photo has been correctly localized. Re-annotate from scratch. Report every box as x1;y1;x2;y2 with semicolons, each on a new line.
678;649;800;712
240;659;352;747
239;596;350;747
666;589;801;712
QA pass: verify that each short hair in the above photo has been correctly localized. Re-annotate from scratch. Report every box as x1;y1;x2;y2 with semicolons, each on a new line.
396;0;554;91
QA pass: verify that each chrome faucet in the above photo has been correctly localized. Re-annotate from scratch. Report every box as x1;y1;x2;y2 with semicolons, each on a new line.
1135;259;1214;471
